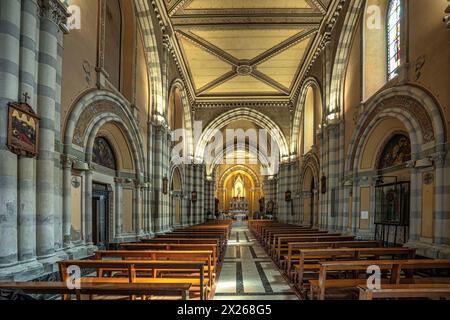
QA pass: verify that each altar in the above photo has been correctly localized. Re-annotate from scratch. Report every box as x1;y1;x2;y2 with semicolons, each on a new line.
226;174;249;220
229;197;249;220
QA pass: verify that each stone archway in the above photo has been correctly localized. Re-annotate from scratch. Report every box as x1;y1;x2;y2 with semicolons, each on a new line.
346;85;448;254
63;91;148;247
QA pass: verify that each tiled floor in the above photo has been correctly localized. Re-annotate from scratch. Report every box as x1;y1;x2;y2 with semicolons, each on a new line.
214;221;299;300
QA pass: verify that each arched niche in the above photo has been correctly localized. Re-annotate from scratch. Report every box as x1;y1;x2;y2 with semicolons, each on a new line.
291;78;322;157
170;166;183;226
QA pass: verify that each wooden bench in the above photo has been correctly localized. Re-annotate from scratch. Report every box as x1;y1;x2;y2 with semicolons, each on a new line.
358;283;450;300
265;230;329;248
283;240;383;275
0;281;191;300
95;250;214;284
59;260;210;300
294;247;416;291
271;235;355;260
119;243;219;264
312;259;450;300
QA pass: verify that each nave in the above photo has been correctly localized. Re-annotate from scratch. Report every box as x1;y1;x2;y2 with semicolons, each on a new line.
1;219;450;301
214;223;298;300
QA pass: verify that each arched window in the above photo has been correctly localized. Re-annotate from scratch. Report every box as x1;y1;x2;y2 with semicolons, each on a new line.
387;0;401;80
93;137;117;170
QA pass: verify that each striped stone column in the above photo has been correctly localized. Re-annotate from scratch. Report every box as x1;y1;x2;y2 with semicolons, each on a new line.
187;164;195;225
0;0;21;267
84;169;93;244
114;177;123;238
35;0;68;258
53;21;65;251
18;0;39;262
134;182;142;236
152;124;163;233
62;156;72;246
433;152;448;245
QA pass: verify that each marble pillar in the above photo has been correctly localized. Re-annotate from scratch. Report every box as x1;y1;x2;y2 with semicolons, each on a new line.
18;0;39;262
62;156;72;246
114;177;123;238
35;0;67;258
84;169;93;244
0;0;20;267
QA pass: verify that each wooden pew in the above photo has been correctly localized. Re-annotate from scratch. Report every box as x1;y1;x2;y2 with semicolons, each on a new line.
271;235;355;260
0;281;191;300
95;250;214;284
358;284;450;300
264;230;327;248
294;247;416;291
311;259;450;300
283;240;383;276
59;260;210;300
119;243;219;264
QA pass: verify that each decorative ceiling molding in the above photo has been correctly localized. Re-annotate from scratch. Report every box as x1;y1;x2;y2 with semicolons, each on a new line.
153;0;345;108
195;101;293;109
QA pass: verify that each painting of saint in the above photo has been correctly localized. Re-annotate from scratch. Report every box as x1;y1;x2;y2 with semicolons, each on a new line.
92;137;117;170
7;102;39;157
378;134;411;169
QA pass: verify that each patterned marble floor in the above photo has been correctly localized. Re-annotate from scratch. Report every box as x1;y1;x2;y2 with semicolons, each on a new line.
214;221;299;300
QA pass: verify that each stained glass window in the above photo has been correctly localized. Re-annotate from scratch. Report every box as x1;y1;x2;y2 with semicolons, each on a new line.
387;0;401;80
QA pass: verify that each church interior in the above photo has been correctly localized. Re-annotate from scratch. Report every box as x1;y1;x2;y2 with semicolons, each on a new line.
0;0;450;302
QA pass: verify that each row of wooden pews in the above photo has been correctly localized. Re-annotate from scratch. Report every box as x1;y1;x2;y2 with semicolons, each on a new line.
249;220;450;300
0;220;232;301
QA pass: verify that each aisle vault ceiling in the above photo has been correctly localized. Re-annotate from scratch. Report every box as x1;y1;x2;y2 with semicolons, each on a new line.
157;0;336;106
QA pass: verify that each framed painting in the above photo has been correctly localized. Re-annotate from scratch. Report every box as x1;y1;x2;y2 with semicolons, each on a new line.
7;101;40;157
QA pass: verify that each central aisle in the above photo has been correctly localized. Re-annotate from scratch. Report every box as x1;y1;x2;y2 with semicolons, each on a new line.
214;221;299;300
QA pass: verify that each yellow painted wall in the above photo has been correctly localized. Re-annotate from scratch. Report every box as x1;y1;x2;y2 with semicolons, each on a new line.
122;189;133;233
359;187;371;230
61;0;98;137
408;0;450;139
363;0;387;99
303;87;315;155
421;172;435;239
344;18;362;156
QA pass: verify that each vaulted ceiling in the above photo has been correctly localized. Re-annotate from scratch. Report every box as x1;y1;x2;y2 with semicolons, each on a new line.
157;0;339;107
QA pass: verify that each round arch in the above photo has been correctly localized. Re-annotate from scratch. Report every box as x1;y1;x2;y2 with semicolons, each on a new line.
329;0;365;115
168;79;195;157
216;165;261;190
347;85;446;173
207;143;273;177
195;108;290;162
134;0;163;115
291;77;323;156
64;90;146;176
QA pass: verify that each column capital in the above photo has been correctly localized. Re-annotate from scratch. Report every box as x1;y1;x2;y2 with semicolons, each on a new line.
430;151;447;168
114;177;125;184
61;154;74;169
38;0;70;31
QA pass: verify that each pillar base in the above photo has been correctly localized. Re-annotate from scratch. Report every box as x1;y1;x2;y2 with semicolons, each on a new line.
38;250;69;275
404;241;450;259
0;260;44;282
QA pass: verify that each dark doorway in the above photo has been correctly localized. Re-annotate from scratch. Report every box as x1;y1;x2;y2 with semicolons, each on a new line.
92;183;110;249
